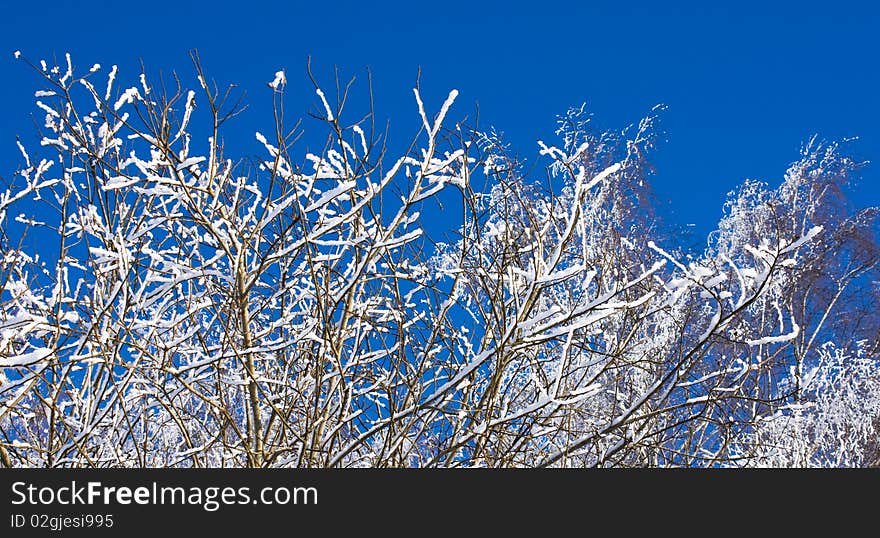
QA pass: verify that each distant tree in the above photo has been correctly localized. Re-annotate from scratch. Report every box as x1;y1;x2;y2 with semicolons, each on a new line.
1;52;877;467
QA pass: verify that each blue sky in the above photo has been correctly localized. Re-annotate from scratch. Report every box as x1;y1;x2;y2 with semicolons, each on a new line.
1;0;878;244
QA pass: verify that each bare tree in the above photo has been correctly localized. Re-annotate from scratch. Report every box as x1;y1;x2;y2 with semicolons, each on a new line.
1;52;877;467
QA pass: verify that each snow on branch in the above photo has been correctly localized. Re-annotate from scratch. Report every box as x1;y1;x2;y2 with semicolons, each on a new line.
0;53;876;470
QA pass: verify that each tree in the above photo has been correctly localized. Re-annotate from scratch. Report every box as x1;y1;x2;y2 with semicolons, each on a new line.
1;52;877;467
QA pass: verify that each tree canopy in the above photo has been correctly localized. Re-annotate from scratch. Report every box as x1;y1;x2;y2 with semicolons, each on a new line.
1;54;878;467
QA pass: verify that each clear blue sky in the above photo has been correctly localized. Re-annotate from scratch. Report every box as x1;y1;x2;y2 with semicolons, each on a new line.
1;0;878;244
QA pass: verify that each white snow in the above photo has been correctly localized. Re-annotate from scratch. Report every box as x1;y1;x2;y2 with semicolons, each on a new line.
781;225;823;254
105;65;118;100
269;70;286;90
102;176;140;190
1;348;51;367
304;181;355;212
582;162;621;191
746;322;800;347
176;156;207;171
315;88;334;120
113;86;141;111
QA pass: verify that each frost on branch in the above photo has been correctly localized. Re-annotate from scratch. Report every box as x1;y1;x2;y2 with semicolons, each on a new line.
0;55;877;469
730;342;880;467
